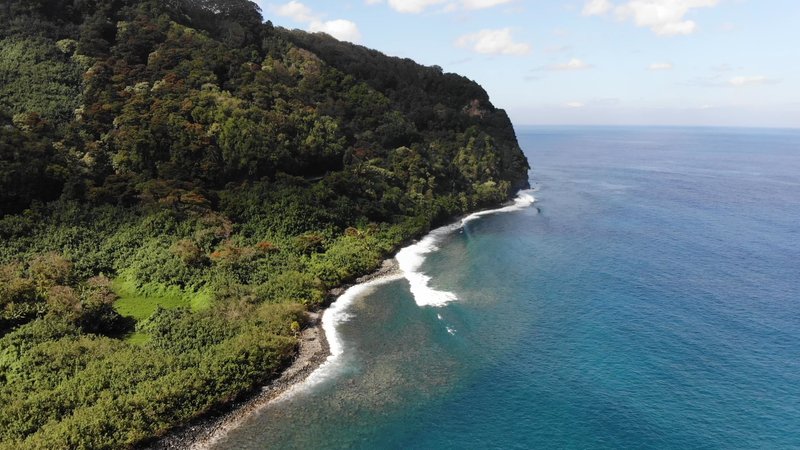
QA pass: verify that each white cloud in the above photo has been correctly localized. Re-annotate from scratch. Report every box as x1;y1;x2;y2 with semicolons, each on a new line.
456;28;531;55
309;19;362;43
271;1;362;43
384;0;512;13
566;102;585;108
618;0;720;35
729;76;777;87
365;0;383;4
551;58;592;70
583;0;720;36
648;62;673;70
582;0;612;16
462;0;514;10
387;0;447;13
683;74;779;87
273;0;316;23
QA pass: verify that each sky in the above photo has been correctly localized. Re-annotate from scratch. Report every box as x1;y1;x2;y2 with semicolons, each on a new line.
254;0;800;128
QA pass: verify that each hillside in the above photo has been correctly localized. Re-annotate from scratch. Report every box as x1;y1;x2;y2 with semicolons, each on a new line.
0;0;529;447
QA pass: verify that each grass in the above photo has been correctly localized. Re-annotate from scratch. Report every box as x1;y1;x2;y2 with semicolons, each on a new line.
112;278;189;321
112;278;213;342
124;332;151;345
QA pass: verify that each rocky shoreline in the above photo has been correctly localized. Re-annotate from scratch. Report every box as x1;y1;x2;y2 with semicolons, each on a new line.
144;192;533;449
147;258;400;450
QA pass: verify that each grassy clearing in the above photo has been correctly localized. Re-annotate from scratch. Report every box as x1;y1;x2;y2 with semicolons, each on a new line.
189;289;213;311
124;332;151;345
112;278;212;343
112;278;189;321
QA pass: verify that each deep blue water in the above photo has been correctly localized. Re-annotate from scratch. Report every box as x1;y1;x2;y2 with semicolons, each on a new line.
215;126;800;449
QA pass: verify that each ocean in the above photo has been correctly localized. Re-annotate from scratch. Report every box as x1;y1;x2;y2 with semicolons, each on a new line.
212;126;800;449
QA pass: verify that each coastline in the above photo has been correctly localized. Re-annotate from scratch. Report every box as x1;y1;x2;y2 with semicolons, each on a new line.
147;258;401;450
147;190;534;449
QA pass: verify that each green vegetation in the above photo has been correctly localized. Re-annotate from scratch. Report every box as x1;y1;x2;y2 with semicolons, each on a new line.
0;0;529;447
112;278;211;320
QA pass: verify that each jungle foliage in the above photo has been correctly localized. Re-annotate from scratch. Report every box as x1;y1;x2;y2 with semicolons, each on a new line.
0;0;529;447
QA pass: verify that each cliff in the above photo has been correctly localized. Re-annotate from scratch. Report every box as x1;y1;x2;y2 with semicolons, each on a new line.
0;1;530;447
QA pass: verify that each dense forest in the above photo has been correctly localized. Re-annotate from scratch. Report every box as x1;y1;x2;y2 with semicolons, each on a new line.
0;0;529;447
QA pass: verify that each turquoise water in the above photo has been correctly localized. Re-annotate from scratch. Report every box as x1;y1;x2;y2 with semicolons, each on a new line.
214;127;800;449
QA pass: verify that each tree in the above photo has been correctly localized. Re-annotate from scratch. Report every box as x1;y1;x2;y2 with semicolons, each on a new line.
28;252;74;290
79;275;122;333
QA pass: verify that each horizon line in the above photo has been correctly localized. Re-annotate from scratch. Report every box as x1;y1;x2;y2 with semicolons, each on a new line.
513;123;800;131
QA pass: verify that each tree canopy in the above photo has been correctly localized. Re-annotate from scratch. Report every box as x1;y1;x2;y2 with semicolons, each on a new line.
0;0;529;447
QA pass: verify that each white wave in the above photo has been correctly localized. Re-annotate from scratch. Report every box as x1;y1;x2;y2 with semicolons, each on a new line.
274;191;535;400
322;275;402;357
446;326;456;335
461;191;536;225
395;227;458;307
275;274;403;401
396;190;535;308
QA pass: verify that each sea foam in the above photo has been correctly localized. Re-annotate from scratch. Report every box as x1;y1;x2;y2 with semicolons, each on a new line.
397;190;535;307
276;190;534;399
275;274;402;401
321;276;402;358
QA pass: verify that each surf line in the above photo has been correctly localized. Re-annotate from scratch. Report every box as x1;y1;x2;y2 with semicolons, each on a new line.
277;190;535;398
396;190;535;307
